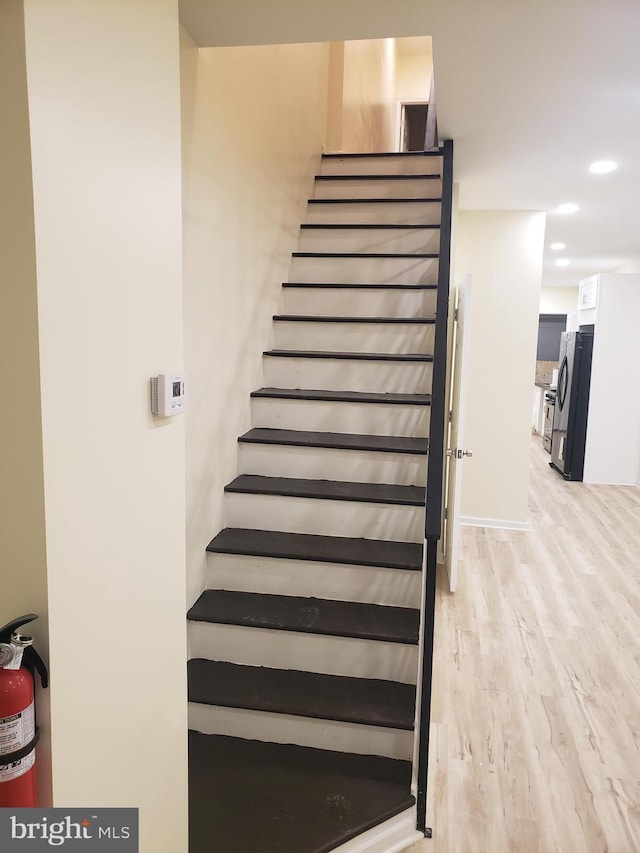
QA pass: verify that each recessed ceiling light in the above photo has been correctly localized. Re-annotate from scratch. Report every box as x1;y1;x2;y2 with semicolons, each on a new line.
556;258;570;267
550;242;566;250
557;203;579;214
589;160;618;174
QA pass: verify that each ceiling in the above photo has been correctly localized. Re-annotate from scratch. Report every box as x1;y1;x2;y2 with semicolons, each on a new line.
179;0;640;288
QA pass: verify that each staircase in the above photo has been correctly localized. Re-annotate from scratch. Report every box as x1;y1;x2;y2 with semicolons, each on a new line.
187;146;452;853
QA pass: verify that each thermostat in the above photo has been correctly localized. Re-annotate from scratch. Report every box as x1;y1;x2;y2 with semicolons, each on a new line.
151;373;187;417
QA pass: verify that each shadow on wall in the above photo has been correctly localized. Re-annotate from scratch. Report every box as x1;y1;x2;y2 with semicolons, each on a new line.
337;36;432;153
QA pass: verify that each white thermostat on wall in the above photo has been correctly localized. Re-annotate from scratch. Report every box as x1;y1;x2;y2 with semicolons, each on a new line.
151;373;187;417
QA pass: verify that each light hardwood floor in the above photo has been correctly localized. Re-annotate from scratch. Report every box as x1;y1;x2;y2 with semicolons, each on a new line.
410;437;640;852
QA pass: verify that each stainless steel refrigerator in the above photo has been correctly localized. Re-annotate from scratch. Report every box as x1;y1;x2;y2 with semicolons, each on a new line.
550;330;594;481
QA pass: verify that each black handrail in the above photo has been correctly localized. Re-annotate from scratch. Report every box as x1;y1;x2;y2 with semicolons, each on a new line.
416;138;454;835
416;539;438;833
424;139;454;542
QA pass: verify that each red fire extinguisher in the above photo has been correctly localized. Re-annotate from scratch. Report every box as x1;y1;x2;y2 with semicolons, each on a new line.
0;614;48;808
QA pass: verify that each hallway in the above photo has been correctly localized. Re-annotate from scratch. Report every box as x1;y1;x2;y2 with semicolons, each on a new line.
416;438;640;851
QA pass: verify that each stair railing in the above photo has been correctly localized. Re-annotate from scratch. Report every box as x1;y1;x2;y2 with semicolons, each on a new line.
416;137;454;835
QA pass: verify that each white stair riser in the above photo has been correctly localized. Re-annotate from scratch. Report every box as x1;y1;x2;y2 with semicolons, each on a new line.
289;255;438;285
224;492;424;543
320;155;441;177
251;397;431;437
205;552;422;608
273;321;435;355
188;703;413;759
263;357;433;395
298;228;440;255
313;178;442;200
305;200;441;226
237;443;427;486
332;808;421;853
281;287;437;318
188;622;418;683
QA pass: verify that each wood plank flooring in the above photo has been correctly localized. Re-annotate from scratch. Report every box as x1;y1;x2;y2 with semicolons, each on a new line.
410;437;640;852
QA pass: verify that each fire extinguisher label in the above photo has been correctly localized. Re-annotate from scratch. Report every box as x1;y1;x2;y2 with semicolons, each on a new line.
0;701;35;782
0;748;35;782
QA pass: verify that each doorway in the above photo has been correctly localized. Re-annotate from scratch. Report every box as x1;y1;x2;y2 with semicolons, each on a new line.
399;102;429;151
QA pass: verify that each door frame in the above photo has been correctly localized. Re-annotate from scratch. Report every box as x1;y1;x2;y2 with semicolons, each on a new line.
397;100;429;152
441;275;473;591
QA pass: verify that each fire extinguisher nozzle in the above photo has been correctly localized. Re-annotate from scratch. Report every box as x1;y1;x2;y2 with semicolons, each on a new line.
0;614;38;645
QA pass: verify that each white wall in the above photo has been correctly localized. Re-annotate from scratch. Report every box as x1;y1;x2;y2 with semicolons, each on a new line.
539;286;578;314
612;264;640;485
342;38;397;152
613;264;640;485
583;274;640;486
456;212;546;527
326;42;345;151
181;40;330;607
23;2;188;849
395;53;432;103
180;25;199;199
394;51;432;151
0;0;52;805
327;38;430;154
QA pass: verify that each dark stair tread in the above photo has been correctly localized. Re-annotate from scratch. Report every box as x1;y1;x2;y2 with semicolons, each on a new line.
315;174;440;181
283;282;438;290
274;315;436;324
224;474;425;506
238;427;428;455
264;349;433;362
188;659;416;730
322;150;441;158
187;590;420;645
300;223;440;230
251;387;431;405
308;197;442;204
189;732;414;853
293;252;438;258
207;528;423;571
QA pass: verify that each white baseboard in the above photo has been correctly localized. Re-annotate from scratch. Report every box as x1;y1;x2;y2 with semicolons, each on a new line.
459;516;529;531
331;807;422;853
